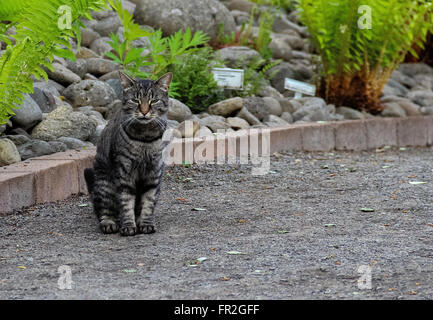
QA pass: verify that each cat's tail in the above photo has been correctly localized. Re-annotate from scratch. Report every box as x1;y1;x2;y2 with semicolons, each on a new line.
84;168;95;194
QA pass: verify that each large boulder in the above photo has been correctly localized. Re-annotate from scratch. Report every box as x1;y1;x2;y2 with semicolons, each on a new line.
63;80;117;108
214;46;260;68
0;138;21;166
17;139;54;160
31;106;97;141
133;0;236;43
207;97;243;117
11;94;43;130
168;98;192;122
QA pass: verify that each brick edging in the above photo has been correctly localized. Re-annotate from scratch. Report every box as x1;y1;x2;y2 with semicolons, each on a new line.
1;116;432;214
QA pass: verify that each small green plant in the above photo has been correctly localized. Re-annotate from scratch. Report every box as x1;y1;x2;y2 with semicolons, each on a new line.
297;0;433;113
229;56;281;97
168;47;223;113
249;0;296;12
105;0;210;98
214;5;275;59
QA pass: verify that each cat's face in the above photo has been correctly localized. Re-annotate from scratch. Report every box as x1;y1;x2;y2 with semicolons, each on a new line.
119;72;172;125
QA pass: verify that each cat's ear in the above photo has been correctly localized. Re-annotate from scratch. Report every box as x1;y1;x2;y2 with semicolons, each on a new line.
119;71;135;89
156;72;173;92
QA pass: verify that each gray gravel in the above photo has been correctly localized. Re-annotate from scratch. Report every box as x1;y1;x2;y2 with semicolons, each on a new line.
1;147;433;300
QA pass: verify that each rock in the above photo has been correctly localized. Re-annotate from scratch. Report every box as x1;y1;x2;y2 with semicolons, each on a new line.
236;107;262;125
168;98;193;122
268;37;293;61
92;14;121;37
17;140;53;160
80;27;100;47
48;141;68;153
45;62;81;85
380;96;421;116
99;70;122;81
263;97;282;116
215;46;261;68
166;119;179;129
85;58;120;76
75;47;100;59
65;59;87;79
133;0;236;44
30;87;57;113
33;80;64;96
230;10;250;26
390;70;416;89
63;80;117;107
9;128;31;138
194;126;214;138
268;62;298;93
11;94;43;130
397;63;433;77
420;106;433;115
3;134;31;146
292;50;312;60
0;125;6;135
174;120;201;138
84;73;98;80
208;97;243;117
272;15;308;37
90;37;112;56
263;114;289;126
198;115;230;132
106;78;123;100
243;96;268;121
278;98;303;113
280;112;293;124
412;74;433;91
226;117;250;130
292;98;333;122
225;0;255;13
280;34;305;51
258;85;284;99
106;99;123;120
56;136;87;150
385;79;408;96
406;90;433;107
0;138;21;166
335;106;365;120
31;106;97;141
381;102;406;117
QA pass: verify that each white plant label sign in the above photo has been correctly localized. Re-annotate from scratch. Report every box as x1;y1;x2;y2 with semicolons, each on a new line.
284;78;316;98
212;68;244;90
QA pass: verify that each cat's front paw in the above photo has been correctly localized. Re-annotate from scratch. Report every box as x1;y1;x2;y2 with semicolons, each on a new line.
100;219;119;234
137;221;155;234
120;225;137;236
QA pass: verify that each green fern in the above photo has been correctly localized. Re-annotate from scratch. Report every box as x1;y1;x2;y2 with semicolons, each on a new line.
0;0;107;125
298;0;433;112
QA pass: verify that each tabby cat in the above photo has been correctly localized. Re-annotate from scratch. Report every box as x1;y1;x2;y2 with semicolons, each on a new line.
84;72;172;236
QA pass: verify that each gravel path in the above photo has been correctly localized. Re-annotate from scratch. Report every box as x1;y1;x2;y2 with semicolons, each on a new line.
1;147;433;300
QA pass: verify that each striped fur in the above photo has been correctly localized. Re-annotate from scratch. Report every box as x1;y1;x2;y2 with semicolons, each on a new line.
85;72;172;236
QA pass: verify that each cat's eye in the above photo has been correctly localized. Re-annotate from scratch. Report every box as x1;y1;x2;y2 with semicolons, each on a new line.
150;99;159;105
128;98;140;105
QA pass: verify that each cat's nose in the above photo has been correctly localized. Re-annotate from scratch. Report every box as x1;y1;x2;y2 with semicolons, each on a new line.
140;103;150;116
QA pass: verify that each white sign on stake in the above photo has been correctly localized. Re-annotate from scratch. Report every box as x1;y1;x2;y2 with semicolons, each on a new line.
212;68;244;90
284;78;316;98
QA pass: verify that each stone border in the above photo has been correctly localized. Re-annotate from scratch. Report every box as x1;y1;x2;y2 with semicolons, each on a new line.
1;115;433;215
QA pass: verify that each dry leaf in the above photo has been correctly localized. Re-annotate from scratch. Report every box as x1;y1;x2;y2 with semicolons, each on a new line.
220;277;230;281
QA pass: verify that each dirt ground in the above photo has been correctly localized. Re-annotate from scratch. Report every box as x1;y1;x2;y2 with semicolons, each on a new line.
0;147;432;300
